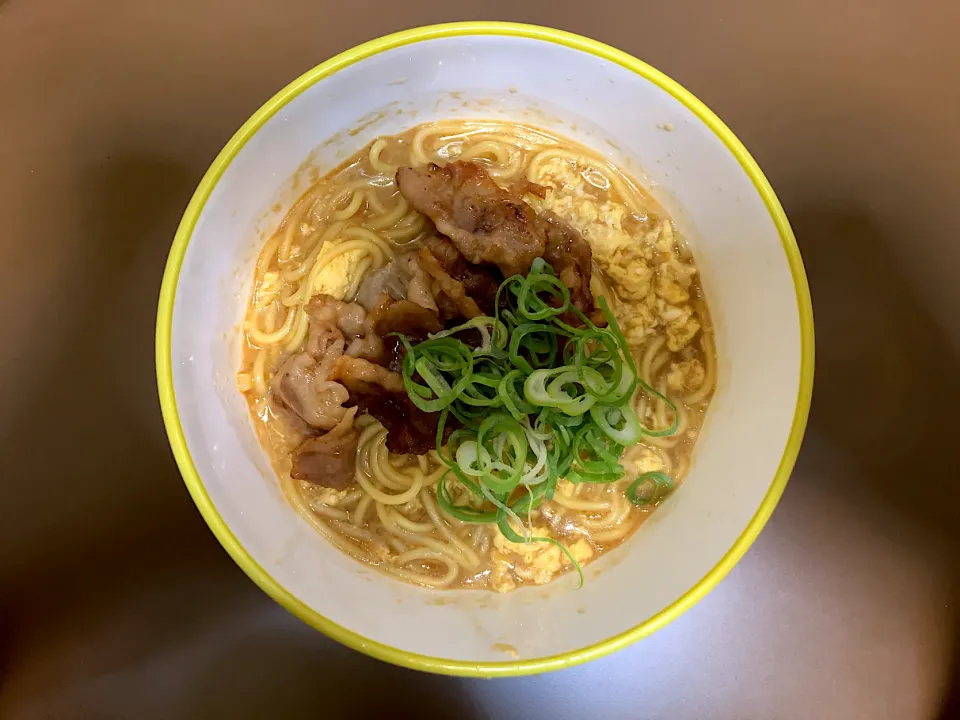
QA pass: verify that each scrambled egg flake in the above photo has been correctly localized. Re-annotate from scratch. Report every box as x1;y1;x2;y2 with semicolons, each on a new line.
254;271;282;308
623;446;665;475
304;486;351;508
663;305;701;352
398;496;424;515
447;478;486;509
604;246;654;300
236;372;253;392
488;526;595;592
530;158;635;257
529;158;702;352
313;249;365;300
475;160;709;594
656;258;696;305
667;358;706;394
554;479;578;498
489;556;517;593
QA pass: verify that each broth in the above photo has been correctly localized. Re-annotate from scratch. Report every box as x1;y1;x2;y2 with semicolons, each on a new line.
237;120;715;592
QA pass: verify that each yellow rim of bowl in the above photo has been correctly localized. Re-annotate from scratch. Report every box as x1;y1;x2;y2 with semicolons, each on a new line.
156;21;814;677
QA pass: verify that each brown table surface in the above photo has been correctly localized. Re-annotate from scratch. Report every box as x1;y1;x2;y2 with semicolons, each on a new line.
2;1;959;718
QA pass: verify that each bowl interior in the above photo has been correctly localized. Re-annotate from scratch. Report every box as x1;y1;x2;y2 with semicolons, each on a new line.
166;32;805;668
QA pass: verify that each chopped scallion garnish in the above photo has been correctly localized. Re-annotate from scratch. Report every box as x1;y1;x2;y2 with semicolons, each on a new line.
397;260;679;586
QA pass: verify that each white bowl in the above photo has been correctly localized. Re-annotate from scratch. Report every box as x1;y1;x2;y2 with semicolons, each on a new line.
156;22;813;676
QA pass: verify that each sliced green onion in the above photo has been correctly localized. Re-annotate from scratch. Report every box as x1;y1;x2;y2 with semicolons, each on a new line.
635;383;680;437
393;261;683;590
590;403;643;445
626;472;674;507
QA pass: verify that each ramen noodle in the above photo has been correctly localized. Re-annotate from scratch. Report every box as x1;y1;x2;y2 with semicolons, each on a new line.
237;120;715;592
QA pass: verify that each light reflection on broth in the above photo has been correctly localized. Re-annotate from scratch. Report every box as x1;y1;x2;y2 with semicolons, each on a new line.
237;120;715;592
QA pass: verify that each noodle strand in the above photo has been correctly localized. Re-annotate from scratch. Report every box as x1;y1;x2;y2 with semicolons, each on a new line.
238;119;717;592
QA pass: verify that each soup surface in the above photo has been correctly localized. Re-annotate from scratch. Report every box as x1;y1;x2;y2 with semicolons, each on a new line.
237;120;715;592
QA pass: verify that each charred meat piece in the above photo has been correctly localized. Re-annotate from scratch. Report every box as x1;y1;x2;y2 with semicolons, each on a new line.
354;266;409;312
355;256;439;314
373;299;444;338
421;233;464;271
511;177;548;199
334;298;454;456
421;235;500;315
397;253;439;312
349;389;453;456
398;162;601;322
328;355;405;395
433;294;462;325
373;298;445;375
540;212;605;325
290;410;360;488
307;295;383;362
380;336;405;375
397;162;545;277
274;295;385;431
272;352;349;431
417;248;483;319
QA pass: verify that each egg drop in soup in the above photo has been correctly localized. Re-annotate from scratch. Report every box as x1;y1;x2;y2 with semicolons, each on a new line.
237;120;716;592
